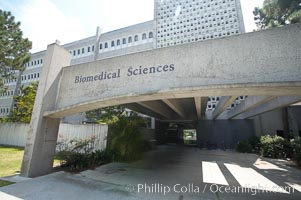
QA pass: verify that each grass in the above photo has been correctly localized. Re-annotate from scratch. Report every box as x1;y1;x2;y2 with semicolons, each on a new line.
0;146;24;177
0;145;61;178
0;180;14;187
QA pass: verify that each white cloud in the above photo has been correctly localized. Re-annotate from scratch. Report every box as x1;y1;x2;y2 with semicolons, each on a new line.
240;0;265;32
3;0;88;52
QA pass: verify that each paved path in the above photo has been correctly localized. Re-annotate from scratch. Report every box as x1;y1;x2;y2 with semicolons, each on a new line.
1;144;301;200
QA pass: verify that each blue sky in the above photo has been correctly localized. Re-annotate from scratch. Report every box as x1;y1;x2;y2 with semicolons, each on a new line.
0;0;264;53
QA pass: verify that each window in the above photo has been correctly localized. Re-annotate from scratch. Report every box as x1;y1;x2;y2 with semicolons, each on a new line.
149;32;153;38
117;39;120;46
99;43;103;49
41;59;43;64
92;45;94;51
105;42;108;48
128;37;132;43
78;49;80;55
134;35;138;42
73;50;76;56
82;48;85;54
111;41;115;47
122;38;126;44
142;33;147;40
88;46;90;52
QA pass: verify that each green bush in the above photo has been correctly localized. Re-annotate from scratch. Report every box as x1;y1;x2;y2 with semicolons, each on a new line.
248;136;260;152
56;137;117;172
260;135;292;159
108;114;147;161
291;137;301;166
236;136;260;153
236;140;253;153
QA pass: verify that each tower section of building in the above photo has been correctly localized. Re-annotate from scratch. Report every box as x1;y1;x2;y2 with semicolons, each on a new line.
154;0;245;48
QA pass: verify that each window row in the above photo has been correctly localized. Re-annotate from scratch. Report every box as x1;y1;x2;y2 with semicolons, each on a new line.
0;90;14;97
3;78;17;84
24;58;43;68
99;32;153;49
71;45;95;56
158;21;238;32
157;30;239;47
158;0;235;7
157;29;239;41
21;73;40;81
0;107;10;114
158;4;236;15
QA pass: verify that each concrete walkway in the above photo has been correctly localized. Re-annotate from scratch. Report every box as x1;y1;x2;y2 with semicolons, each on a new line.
1;144;301;200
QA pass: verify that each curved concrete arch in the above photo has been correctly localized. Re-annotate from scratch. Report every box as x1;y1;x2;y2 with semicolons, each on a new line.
45;83;301;118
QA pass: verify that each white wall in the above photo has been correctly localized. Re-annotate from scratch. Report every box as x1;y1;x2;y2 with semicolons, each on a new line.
0;123;28;147
0;123;108;151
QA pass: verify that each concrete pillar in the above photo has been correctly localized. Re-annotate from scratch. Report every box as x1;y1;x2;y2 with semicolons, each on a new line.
21;42;71;177
151;117;155;129
282;107;290;139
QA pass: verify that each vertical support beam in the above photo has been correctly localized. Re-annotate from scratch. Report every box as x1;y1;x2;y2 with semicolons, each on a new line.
194;97;208;120
194;97;201;120
282;107;290;139
21;42;71;177
212;96;238;120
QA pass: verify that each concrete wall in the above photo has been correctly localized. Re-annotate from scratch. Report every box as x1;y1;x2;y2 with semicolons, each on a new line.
196;120;255;149
288;106;301;137
253;105;301;137
253;109;283;136
0;123;28;147
139;128;156;141
48;24;301;118
0;123;108;150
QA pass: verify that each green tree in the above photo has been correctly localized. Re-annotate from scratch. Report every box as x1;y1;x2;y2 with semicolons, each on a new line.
254;0;301;29
86;105;127;123
86;106;148;161
0;10;32;89
5;82;38;123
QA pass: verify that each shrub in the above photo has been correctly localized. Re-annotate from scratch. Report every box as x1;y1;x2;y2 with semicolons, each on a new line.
291;137;301;166
260;135;292;159
248;136;260;152
56;137;117;172
236;140;253;153
108;114;147;161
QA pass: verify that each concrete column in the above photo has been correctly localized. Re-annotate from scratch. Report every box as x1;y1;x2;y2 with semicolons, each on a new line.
151;117;155;129
21;42;71;177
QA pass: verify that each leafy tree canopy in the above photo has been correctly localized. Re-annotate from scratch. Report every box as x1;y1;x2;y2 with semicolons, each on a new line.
0;10;32;88
254;0;301;29
86;106;148;160
4;82;38;123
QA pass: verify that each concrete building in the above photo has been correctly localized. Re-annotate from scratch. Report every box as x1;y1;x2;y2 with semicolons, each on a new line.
1;1;301;172
1;0;247;120
20;24;301;177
